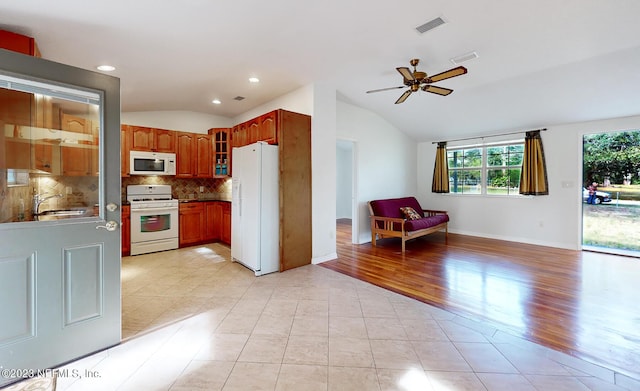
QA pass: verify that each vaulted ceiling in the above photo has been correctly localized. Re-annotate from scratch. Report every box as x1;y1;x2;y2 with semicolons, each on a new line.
2;0;640;141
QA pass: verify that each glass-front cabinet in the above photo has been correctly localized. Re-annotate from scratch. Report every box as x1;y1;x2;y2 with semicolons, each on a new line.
0;74;101;223
209;127;230;177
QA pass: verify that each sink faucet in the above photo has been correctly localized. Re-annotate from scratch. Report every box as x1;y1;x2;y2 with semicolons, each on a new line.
33;193;63;215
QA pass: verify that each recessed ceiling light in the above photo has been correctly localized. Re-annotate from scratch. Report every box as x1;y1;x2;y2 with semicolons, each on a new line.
97;65;116;72
212;99;221;105
248;77;260;83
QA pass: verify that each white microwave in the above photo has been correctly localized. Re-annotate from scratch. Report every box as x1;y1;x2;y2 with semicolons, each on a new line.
129;151;176;176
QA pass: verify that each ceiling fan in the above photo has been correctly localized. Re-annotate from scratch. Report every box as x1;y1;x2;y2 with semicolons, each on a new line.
366;59;468;104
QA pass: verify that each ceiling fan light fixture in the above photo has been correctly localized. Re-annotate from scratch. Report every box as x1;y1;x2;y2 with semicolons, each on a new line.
415;17;446;34
450;51;479;65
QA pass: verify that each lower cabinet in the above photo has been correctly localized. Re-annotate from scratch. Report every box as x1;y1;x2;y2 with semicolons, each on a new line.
179;201;231;247
221;202;231;245
122;205;130;256
179;202;205;246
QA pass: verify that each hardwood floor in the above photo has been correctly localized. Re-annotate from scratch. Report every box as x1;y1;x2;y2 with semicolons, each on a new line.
322;218;640;381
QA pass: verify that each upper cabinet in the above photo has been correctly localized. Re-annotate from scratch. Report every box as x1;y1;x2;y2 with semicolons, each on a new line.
121;125;131;177
130;126;175;152
0;29;40;57
195;134;213;178
230;110;280;149
259;111;278;144
209;128;230;177
176;132;195;177
175;132;213;178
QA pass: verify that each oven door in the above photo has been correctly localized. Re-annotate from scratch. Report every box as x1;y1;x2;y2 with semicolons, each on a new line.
130;206;179;244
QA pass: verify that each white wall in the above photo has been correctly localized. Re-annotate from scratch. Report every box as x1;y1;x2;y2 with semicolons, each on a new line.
232;85;314;123
122;110;232;133
417;114;640;250
336;142;353;219
336;100;417;244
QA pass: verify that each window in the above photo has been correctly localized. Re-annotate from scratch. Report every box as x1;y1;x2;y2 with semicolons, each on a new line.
447;141;524;195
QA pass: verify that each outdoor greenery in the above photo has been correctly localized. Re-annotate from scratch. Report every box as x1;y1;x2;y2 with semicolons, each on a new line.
448;144;524;194
583;131;640;185
598;185;640;201
583;203;640;251
583;129;640;253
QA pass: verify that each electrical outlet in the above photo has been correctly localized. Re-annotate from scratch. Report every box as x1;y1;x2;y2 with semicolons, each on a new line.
66;186;72;195
199;186;204;193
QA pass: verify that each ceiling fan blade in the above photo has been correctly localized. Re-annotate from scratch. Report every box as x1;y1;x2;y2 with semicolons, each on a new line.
422;85;453;96
395;90;412;104
366;86;405;94
396;67;415;81
427;66;467;83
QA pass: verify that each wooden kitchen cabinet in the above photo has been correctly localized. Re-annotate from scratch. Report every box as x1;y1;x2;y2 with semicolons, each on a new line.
229;110;280;149
155;129;175;152
176;132;213;178
4;137;56;173
195;134;213;177
121;125;131;176
176;132;195;177
61;145;93;176
0;29;40;57
179;202;204;246
122;205;130;256
130;126;175;152
204;202;220;241
209;128;230;177
33;142;54;173
231;123;246;148
246;117;260;145
181;201;230;247
4;139;31;169
221;202;231;245
61;113;91;134
224;109;311;270
258;111;278;144
277;110;312;272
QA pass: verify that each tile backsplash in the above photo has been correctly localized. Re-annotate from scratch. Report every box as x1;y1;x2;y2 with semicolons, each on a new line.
122;176;231;201
0;172;231;223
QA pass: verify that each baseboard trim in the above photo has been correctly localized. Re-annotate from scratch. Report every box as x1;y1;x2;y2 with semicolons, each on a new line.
312;252;338;264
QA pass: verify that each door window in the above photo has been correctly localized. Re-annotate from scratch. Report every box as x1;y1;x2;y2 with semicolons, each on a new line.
0;74;102;223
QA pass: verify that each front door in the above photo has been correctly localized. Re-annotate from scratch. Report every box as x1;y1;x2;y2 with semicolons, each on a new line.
0;49;121;387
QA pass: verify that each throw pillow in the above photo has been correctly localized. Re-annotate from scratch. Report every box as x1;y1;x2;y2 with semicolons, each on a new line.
400;206;421;220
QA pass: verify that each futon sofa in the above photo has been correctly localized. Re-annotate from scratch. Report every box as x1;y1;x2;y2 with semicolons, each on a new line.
368;196;449;253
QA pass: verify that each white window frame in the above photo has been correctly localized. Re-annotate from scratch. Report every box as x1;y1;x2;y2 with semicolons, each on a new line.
447;139;525;196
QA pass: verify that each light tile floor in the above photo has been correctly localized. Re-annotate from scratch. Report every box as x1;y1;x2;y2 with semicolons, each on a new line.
49;243;637;391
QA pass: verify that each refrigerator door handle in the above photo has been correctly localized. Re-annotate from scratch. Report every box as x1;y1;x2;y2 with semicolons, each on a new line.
238;183;241;217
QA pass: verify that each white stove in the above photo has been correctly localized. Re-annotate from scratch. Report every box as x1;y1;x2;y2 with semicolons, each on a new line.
126;185;179;255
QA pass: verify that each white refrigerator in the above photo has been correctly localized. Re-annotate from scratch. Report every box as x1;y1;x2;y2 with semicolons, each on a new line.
231;142;280;276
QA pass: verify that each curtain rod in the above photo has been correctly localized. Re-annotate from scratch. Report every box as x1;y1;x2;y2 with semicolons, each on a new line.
432;128;547;144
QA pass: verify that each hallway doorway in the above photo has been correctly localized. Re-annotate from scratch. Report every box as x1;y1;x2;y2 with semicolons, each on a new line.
336;140;357;244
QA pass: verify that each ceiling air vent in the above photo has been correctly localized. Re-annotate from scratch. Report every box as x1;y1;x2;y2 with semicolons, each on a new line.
233;96;245;101
415;17;446;34
450;51;479;65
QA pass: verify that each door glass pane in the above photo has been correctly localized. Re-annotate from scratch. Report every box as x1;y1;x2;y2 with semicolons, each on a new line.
0;73;101;223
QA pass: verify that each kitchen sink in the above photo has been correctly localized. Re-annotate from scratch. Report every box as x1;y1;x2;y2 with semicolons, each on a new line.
36;209;88;218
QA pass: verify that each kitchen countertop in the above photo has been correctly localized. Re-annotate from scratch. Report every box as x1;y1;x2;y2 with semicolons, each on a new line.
178;198;231;203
